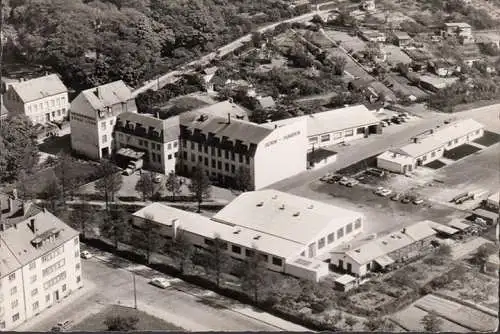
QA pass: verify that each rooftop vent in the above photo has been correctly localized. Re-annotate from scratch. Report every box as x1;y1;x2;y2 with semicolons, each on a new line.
233;229;241;234
197;114;208;122
308;204;314;209
279;204;285;210
402;228;406;234
253;235;261;240
390;235;395;239
382;241;388;245
293;212;300;217
256;202;264;207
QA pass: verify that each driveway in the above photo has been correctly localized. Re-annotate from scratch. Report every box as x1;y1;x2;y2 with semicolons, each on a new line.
16;252;309;332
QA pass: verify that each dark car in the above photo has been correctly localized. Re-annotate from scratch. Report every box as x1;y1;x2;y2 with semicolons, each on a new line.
401;196;411;204
391;117;402;124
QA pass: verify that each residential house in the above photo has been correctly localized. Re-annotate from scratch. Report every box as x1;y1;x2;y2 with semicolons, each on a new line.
418;74;459;92
392;31;412;47
256;96;276;110
0;193;83;330
475;33;500;49
70;80;137;160
442;22;474;44
133;189;365;281
178;105;307;190
428;60;460;77
359;29;386;43
377;119;484;173
266;104;382;151
114;113;180;174
3;74;69;125
484;192;499;212
330;221;438;276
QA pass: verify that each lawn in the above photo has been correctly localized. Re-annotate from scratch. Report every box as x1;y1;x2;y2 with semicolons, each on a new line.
72;304;184;331
443;144;481;161
425;160;446;169
474;130;500;147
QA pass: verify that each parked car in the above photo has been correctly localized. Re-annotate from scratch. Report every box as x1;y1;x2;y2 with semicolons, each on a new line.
401;196;411;204
412;197;424;205
391;117;402;124
339;177;350;186
366;168;385;177
80;250;92;259
374;187;385;194
382;118;392;125
51;320;73;332
347;179;359;187
149;277;171;289
379;188;392;197
390;193;402;201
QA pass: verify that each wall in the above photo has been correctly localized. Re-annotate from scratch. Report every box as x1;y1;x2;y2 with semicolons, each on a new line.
158;140;178;174
284;260;329;282
376;155;409;173
443;128;483;151
254;119;308;189
329;252;367;277
307;124;375;150
0;268;25;330
70;95;100;160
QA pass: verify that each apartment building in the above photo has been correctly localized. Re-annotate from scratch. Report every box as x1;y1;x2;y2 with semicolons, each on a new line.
114;112;180;174
377;119;484;174
0;194;82;330
3;74;69;125
179;106;308;190
70;80;137;160
132;190;365;281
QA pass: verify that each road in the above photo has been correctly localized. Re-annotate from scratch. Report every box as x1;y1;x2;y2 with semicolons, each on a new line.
16;250;310;332
132;9;333;97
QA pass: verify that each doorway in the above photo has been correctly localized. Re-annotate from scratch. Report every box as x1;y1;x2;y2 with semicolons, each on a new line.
101;147;110;158
53;290;60;302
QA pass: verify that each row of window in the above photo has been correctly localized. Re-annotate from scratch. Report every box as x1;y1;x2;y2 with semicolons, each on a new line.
317;219;362;250
41;246;64;263
203;238;283;266
43;271;67;290
186;141;250;164
117;133;179;151
42;258;66;277
25;96;66;113
70;112;96;126
100;119;114;130
190;154;242;173
309;129;354;144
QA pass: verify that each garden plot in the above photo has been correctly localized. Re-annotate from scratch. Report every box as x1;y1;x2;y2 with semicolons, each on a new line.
437;270;499;311
414;294;498;332
443;144;482;161
391;305;469;332
322;30;366;53
474;130;500;147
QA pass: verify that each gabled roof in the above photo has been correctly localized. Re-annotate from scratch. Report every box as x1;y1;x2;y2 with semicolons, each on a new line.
80;80;133;111
188;100;249;120
9;74;68;103
398;136;445;158
212;189;364;245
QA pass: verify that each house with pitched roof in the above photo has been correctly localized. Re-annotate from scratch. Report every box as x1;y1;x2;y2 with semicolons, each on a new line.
179;105;308;190
3;74;69;125
0;193;82;330
70;80;137;160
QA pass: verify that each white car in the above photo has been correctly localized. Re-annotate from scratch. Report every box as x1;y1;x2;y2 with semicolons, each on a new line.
379;189;393;197
149;277;171;289
80;250;92;259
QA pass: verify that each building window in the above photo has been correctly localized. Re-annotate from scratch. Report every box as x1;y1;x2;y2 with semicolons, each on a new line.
211;159;216;168
46;294;50;302
231;165;235;173
225;163;229;171
431;151;436;158
355;218;362;229
231;245;241;254
75;250;79;258
168;154;172;160
272;257;283;266
475;130;480;134
110;119;113;126
224;150;229;159
245;249;254;257
30;275;37;283
204;157;208;166
167;143;172;150
231;152;235;161
62;284;67;292
217;161;222;169
327;233;335;244
345;129;354;137
320;134;330;142
11;300;18;309
454;139;458;144
101;121;106;130
191;154;195;162
31;288;38;297
33;301;39;311
337;227;344;239
12;313;19;322
245;156;250;165
318;237;325;249
76;276;81;283
29;262;36;270
10;287;17;295
102;135;107;143
9;273;15;281
309;137;318;143
191;142;195;150
239;154;243;163
198;155;202;162
76;263;81;270
217;148;221;157
346;223;353;234
74;237;79;245
204;145;208;154
198;143;202;152
260;254;269;262
1;321;5;329
183;151;187;159
448;141;452;146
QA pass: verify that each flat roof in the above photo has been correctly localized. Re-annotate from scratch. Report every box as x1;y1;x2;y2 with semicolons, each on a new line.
447;219;471;231
427;221;459;235
473;208;499;221
133;203;306;259
335;274;356;285
212;189;364;246
290;256;327;270
377;150;415;164
267;105;380;137
445;22;471;28
419;75;459;89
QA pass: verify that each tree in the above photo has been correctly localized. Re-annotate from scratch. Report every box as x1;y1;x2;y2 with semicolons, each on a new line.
135;171;156;201
15;170;35;200
240;249;271;303
329;55;347;75
421;310;443;332
165;171;181;201
202;236;233;287
69;202;96;240
436;244;452;258
95;160;123;211
167;229;195;274
100;204;130;250
104;315;139;331
40;173;62;214
364;317;393;331
54;151;78;205
132;214;164;264
472;243;497;266
234;166;252;191
188;165;211;213
345;315;359;331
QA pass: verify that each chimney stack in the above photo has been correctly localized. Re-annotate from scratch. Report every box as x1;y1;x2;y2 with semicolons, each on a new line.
227;113;231;124
29;218;36;234
402;227;406;234
171;218;179;239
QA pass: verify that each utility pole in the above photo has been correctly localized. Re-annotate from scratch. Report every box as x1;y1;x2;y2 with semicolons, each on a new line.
133;272;137;310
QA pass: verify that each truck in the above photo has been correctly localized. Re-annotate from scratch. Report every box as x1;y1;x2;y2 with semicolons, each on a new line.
122;159;143;176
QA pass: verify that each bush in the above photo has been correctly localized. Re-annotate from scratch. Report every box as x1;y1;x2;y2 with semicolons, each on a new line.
310;299;332;314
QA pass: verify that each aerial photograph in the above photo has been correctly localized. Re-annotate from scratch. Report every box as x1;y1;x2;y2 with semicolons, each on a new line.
0;0;499;332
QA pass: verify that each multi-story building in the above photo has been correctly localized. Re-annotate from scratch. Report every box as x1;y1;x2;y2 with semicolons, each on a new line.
114;112;180;174
0;193;82;330
3;74;69;125
70;80;137;160
132;189;365;282
179;106;308;190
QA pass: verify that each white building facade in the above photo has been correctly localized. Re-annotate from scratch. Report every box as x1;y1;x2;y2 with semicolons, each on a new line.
70;80;137;160
114;112;180;174
3;74;69;125
0;207;82;330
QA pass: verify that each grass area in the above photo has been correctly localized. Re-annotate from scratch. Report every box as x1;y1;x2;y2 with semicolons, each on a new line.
474;130;500;147
425;160;446;169
443;144;481;161
72;304;184;331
